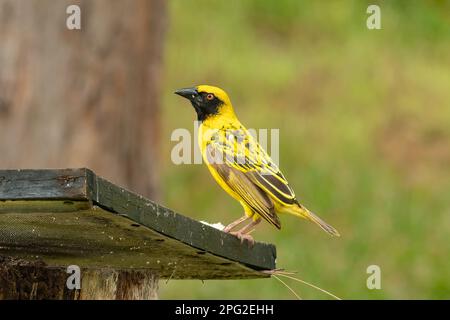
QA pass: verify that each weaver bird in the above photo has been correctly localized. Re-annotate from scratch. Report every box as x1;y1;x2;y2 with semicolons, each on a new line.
175;85;339;244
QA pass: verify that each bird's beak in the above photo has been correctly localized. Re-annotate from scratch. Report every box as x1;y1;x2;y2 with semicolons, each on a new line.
174;87;198;100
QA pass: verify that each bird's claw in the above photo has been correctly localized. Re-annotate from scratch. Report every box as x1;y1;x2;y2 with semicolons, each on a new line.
229;231;255;247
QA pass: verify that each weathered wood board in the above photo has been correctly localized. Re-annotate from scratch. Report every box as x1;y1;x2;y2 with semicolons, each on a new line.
0;169;276;279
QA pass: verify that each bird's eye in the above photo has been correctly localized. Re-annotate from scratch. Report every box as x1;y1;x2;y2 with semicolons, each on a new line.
206;93;214;101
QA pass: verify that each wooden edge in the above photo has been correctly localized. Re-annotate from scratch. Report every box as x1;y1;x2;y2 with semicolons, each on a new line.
0;168;89;200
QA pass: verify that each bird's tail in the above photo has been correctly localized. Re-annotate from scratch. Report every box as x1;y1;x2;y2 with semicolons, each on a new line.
287;203;340;237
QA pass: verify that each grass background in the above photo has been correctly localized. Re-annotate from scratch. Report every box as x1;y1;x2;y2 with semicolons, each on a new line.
158;0;450;299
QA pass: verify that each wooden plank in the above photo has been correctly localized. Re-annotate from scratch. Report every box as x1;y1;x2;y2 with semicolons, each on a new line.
0;169;277;279
0;169;88;200
93;176;276;271
0;205;268;279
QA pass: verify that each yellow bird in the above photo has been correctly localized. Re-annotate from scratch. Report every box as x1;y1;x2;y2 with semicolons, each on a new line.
175;85;339;243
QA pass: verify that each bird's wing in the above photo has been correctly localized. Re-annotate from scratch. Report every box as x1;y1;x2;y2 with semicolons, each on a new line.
205;127;296;228
209;160;280;229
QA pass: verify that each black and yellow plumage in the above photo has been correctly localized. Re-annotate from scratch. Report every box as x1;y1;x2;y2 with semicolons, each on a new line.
175;85;339;242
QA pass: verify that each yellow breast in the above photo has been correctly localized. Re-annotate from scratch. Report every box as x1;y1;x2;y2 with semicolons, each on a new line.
198;116;245;204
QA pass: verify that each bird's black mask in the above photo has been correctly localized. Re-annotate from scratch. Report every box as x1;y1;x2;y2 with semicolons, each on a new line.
175;87;222;122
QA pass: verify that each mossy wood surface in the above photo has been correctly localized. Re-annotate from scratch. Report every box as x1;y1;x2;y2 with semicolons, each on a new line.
0;169;276;279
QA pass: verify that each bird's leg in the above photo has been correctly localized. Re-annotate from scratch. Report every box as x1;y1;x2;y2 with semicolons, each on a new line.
230;218;261;246
223;216;250;233
238;218;261;235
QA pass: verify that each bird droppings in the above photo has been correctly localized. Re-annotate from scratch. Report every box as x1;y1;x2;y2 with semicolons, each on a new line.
200;221;225;231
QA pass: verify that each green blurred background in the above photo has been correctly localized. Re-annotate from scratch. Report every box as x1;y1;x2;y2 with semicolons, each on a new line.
159;0;450;299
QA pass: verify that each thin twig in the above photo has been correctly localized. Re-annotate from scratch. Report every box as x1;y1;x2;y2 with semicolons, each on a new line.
276;273;342;300
272;274;302;300
165;267;176;284
262;269;298;275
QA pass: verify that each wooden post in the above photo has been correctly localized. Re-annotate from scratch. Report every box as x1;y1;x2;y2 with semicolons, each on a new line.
0;169;277;300
0;257;158;300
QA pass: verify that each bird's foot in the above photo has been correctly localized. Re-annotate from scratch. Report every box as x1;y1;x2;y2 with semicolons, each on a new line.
229;231;255;247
